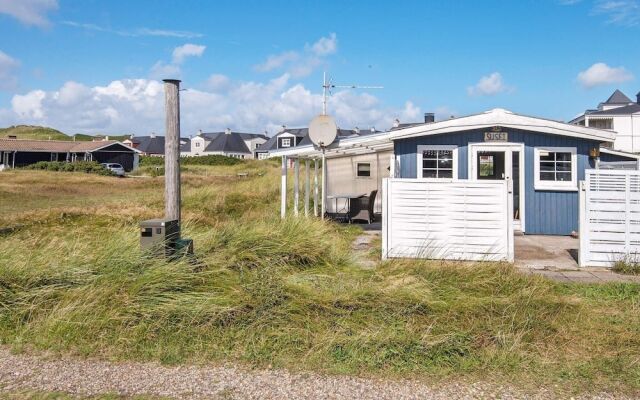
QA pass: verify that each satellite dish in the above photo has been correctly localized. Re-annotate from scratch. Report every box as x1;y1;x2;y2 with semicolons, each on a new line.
308;114;337;148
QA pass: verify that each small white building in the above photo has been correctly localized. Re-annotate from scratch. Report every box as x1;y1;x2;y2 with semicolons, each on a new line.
570;89;640;153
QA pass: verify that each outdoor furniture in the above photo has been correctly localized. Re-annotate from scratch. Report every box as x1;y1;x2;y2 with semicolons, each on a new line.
349;190;378;224
326;193;366;222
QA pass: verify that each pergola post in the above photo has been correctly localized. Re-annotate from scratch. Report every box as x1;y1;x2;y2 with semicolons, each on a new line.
293;158;300;217
313;159;319;217
304;159;310;217
281;155;287;219
321;151;327;220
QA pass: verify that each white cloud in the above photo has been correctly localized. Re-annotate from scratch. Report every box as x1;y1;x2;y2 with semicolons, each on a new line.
0;0;57;28
254;51;299;72
0;75;418;136
254;33;338;78
0;50;20;90
309;33;337;56
467;72;512;96
148;44;206;80
593;0;640;26
577;62;634;88
62;21;203;38
172;43;206;64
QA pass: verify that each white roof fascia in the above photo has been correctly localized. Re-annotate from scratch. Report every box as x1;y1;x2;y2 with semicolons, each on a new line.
268;131;393;158
387;109;616;143
84;141;144;154
600;147;640;160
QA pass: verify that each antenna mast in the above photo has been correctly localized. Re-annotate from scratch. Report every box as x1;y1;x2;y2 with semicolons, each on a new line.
321;71;383;116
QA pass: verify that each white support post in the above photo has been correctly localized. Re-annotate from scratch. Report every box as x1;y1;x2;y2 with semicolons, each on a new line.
321;150;327;220
304;159;310;217
294;158;300;217
313;159;319;217
281;156;287;219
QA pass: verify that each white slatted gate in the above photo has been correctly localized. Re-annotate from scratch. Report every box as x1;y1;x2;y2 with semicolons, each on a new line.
579;169;640;267
382;179;514;261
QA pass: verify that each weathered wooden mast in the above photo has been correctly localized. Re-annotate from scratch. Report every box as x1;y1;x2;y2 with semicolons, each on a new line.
163;79;181;226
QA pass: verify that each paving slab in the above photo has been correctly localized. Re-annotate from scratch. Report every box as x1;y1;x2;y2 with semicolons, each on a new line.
515;235;579;270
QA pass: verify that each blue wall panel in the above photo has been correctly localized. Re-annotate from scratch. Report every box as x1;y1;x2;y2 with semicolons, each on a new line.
394;128;599;235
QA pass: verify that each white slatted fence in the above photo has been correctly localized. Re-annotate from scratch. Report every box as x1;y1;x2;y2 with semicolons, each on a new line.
579;169;640;267
382;178;514;261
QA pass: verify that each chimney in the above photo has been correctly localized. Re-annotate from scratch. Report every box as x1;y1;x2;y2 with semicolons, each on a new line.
637;91;640;104
198;129;203;136
370;127;375;133
393;118;400;128
281;125;287;132
354;126;360;134
105;135;109;141
424;113;435;123
150;132;156;139
225;128;231;135
130;134;135;139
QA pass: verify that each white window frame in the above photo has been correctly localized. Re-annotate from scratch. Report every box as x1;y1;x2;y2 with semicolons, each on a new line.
416;145;458;179
534;146;578;191
281;138;291;148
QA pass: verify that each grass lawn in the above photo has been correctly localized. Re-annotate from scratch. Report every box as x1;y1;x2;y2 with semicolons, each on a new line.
0;164;639;396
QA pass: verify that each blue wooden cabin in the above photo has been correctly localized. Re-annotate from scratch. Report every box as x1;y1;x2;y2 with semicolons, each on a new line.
388;108;636;235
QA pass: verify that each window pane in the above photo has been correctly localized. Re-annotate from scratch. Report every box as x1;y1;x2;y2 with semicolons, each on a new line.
439;169;453;178
540;162;555;171
439;150;452;158
556;152;572;162
556;162;572;172
423;159;437;169
438;158;453;169
539;152;554;162
540;172;555;181
422;169;438;178
423;150;438;159
357;163;371;177
556;172;571;181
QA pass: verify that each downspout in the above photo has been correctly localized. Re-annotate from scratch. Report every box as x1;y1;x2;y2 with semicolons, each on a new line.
12;151;16;168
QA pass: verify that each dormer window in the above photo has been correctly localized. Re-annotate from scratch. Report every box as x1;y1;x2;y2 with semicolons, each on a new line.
281;138;291;147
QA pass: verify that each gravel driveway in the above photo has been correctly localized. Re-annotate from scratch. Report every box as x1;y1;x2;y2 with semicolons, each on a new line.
0;347;630;399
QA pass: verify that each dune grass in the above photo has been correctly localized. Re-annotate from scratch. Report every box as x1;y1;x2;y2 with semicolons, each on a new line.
0;166;639;396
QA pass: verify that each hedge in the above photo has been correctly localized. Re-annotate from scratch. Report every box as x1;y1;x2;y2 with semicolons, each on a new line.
139;155;244;167
24;161;114;176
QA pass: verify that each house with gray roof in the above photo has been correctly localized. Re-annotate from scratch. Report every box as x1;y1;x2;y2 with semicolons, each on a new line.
570;89;640;153
184;129;267;159
123;133;191;157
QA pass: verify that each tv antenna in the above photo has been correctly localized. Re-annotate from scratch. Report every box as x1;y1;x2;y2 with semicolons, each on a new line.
321;71;383;115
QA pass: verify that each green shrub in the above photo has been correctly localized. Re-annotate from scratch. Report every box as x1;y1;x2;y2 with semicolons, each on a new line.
24;161;114;176
139;155;245;167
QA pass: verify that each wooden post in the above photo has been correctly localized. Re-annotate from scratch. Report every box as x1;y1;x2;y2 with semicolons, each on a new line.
281;156;287;219
163;79;181;225
304;159;310;217
314;159;319;217
294;158;300;216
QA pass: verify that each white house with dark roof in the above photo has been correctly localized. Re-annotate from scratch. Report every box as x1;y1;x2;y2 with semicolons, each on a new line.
570;89;640;153
184;129;267;159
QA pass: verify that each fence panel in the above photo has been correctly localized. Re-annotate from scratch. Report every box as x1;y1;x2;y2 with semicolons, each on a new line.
579;169;640;267
382;178;514;261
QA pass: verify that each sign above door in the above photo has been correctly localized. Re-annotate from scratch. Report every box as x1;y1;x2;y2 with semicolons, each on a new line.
484;131;508;142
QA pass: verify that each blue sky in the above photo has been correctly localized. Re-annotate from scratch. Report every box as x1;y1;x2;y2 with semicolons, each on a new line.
0;0;638;135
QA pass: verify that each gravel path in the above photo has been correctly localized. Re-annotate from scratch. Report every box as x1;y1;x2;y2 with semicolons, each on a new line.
0;348;633;399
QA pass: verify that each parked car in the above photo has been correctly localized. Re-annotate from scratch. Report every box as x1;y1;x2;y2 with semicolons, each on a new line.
101;163;125;177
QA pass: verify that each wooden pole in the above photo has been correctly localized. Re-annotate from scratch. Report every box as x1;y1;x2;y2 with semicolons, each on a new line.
314;159;319;217
304;159;310;217
163;79;181;225
294;158;299;217
281;156;287;219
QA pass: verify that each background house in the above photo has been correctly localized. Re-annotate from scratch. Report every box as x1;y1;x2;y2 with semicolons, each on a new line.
123;133;191;157
570;89;640;153
0;138;140;171
182;129;267;159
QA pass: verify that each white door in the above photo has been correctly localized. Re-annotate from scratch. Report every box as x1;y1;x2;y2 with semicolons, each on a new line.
470;144;525;232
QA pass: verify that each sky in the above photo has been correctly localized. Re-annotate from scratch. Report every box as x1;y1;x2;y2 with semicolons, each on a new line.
0;0;639;137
